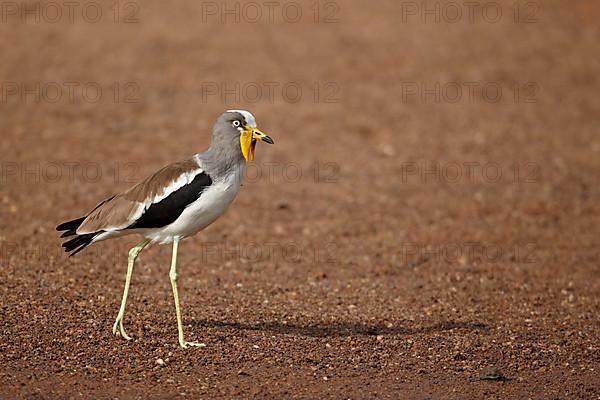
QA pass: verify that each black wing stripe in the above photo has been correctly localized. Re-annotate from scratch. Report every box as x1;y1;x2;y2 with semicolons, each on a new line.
127;171;213;229
56;217;86;234
61;232;100;256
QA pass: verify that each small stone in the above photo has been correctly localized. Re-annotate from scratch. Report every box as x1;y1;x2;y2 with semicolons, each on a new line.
380;144;395;157
155;358;165;367
314;272;327;279
478;366;507;381
276;202;290;210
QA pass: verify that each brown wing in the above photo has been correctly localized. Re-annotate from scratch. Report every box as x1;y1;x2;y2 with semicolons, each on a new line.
76;158;201;234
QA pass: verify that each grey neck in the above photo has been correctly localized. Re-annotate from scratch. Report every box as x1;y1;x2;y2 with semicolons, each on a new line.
196;131;246;178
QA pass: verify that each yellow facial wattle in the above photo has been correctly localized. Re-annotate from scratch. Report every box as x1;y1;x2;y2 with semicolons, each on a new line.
240;129;254;161
240;126;273;161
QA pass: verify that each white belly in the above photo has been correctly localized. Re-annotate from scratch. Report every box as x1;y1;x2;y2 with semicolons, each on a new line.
145;172;242;244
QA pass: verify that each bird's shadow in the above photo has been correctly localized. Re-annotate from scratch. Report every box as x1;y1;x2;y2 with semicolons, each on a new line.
191;320;490;338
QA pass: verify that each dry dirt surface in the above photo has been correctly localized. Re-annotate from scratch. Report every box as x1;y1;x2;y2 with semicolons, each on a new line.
1;0;599;399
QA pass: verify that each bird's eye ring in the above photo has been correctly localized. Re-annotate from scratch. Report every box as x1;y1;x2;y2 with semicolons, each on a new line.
232;120;241;127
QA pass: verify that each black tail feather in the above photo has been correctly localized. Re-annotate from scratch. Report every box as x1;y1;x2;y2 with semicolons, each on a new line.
61;232;97;256
57;216;100;256
56;217;86;237
60;230;76;238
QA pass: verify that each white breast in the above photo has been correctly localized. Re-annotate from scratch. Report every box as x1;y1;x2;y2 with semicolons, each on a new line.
145;169;243;244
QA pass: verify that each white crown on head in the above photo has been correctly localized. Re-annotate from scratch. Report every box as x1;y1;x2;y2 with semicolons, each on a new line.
226;110;257;128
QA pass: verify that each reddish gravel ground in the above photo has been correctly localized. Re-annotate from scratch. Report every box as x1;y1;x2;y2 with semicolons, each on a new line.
1;0;599;398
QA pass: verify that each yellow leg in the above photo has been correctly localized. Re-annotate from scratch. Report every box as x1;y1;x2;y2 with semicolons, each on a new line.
169;239;205;348
113;239;150;340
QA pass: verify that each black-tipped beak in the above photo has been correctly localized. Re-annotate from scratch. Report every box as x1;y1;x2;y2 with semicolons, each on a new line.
262;135;274;144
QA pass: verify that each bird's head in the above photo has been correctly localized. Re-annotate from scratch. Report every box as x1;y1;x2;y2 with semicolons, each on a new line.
217;110;274;161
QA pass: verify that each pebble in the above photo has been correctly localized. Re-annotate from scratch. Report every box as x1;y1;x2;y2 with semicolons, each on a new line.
155;358;165;367
478;366;507;381
276;202;290;210
379;144;395;157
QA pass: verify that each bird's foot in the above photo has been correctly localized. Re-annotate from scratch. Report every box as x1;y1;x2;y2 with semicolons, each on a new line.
179;339;206;348
112;317;132;341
